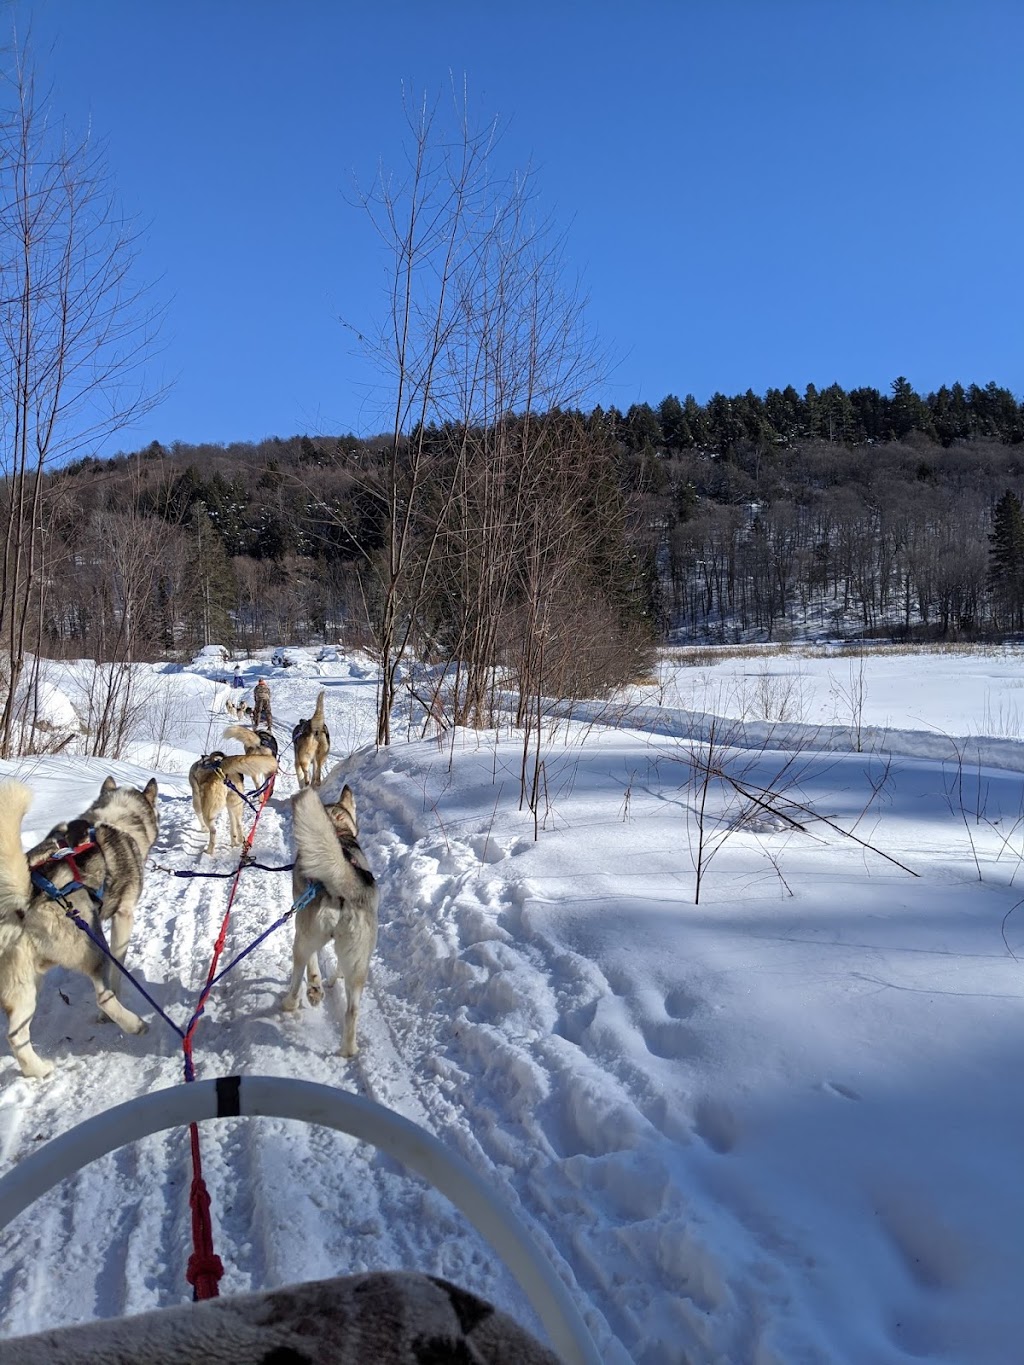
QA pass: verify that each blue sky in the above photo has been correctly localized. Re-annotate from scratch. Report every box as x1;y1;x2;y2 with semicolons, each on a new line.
21;0;1024;449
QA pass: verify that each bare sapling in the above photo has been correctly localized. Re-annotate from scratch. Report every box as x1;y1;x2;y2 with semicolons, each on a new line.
676;710;912;905
829;655;869;752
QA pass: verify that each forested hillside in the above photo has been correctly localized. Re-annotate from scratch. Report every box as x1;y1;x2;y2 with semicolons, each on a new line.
33;376;1024;671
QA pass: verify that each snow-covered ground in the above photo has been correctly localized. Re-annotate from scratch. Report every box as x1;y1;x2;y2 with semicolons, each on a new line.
0;643;1022;1363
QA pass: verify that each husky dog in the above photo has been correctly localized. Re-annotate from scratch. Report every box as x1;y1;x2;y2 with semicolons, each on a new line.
28;775;161;1003
189;726;278;855
0;777;157;1078
283;785;378;1057
292;690;331;789
224;698;239;718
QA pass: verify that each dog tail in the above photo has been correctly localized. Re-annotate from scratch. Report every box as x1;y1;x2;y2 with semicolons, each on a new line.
0;781;32;914
311;689;326;734
290;788;355;898
223;724;263;752
225;751;278;786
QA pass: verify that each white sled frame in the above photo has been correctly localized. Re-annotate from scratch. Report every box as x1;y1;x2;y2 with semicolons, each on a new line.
0;1075;600;1365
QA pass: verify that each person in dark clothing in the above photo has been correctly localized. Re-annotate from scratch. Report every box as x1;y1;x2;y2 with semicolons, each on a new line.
252;678;273;730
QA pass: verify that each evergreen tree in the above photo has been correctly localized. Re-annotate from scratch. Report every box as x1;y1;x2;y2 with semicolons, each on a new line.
186;504;237;646
657;394;690;450
682;394;709;449
706;392;742;453
888;376;929;440
819;383;855;444
849;386;886;442
801;383;820;440
624;402;662;453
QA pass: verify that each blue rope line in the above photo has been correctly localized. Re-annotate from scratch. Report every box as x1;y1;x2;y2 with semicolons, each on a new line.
180;883;319;1070
57;881;321;1050
63;906;186;1040
223;772;275;816
193;880;320;1011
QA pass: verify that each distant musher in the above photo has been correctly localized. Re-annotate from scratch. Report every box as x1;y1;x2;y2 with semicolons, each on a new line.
232;666;245;689
252;677;273;730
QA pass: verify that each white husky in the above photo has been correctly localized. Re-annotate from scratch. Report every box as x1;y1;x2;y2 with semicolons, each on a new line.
283;786;378;1057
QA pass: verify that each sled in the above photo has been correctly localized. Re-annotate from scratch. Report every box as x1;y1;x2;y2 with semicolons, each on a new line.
0;1075;600;1364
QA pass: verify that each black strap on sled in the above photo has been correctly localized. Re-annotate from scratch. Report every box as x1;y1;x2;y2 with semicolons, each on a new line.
164;859;296;880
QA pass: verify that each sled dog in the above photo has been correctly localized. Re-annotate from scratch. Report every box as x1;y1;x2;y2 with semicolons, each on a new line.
283;785;378;1057
29;774;161;1001
292;689;331;789
189;725;278;855
0;777;158;1078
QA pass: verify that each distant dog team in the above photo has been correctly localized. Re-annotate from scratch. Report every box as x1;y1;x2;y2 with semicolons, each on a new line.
0;682;374;1078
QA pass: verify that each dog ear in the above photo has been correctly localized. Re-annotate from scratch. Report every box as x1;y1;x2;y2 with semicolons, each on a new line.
143;778;158;806
101;776;117;793
339;785;357;824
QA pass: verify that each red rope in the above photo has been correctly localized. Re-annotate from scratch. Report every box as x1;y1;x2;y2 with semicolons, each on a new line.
181;773;276;1300
186;1121;224;1300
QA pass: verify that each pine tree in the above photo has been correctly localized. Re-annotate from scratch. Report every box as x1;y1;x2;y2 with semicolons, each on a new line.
888;376;929;440
624;402;662;453
657;394;690;450
819;383;855;444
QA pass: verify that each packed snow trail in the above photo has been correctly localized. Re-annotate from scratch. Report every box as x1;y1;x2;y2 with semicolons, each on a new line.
0;755;565;1352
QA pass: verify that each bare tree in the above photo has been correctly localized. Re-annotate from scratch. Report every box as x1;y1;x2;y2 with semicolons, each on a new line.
344;84;605;745
0;33;164;756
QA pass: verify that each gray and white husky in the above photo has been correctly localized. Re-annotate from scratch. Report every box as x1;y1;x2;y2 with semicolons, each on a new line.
282;785;379;1057
0;775;159;1079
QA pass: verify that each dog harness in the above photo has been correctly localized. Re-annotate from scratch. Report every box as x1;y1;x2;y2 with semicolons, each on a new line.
29;831;106;909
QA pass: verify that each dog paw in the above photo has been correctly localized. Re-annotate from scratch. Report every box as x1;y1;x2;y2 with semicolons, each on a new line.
307;984;324;1007
125;1016;147;1036
339;1042;359;1058
23;1058;54;1080
281;994;299;1012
